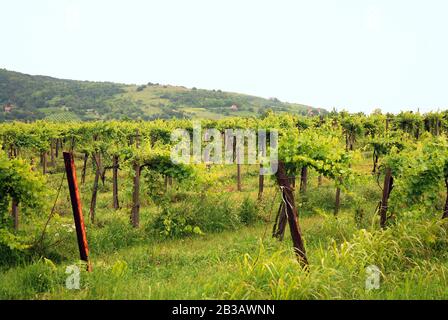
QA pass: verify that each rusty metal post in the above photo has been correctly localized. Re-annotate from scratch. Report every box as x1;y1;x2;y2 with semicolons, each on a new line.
63;152;92;272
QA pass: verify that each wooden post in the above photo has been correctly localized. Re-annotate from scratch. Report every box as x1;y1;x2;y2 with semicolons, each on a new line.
258;164;264;200
70;136;76;153
41;151;47;175
63;152;92;272
81;153;88;184
131;130;141;228
89;154;100;224
318;175;323;187
55;139;59;158
113;155;119;210
50;140;55;166
12;199;19;232
334;186;341;216
372;150;379;173
131;163;141;228
379;167;393;228
334;177;343;216
272;202;287;240
233;136;242;192
300;166;308;193
275;161;308;266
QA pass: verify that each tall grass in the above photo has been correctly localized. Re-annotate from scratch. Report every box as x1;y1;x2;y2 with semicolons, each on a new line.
1;157;448;299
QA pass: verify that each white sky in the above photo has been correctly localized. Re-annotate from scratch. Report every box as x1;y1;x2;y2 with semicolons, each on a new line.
1;0;447;114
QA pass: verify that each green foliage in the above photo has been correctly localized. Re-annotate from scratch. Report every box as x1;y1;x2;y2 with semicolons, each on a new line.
393;111;424;138
238;197;259;225
384;135;448;214
89;212;146;252
148;193;252;238
1;112;448;300
279;127;352;183
0;69;325;121
369;133;405;158
0;151;45;250
0;69;124;121
142;170;167;205
149;205;205;238
0;260;64;298
362;113;386;138
340;114;364;149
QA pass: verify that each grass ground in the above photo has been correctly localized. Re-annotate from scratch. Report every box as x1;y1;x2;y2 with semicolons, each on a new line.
1;152;448;300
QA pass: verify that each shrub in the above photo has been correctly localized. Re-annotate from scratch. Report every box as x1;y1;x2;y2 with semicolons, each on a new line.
239;197;258;225
89;211;146;253
149;205;204;238
148;194;241;238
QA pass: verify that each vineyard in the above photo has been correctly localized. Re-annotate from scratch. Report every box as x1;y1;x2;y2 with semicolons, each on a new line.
1;110;448;299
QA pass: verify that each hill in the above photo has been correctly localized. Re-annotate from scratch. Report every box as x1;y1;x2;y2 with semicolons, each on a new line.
0;69;326;121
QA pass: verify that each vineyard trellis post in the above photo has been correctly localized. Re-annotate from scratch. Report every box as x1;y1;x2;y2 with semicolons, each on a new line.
233;135;242;192
318;175;323;187
12;198;19;231
372;149;379;173
258;164;264;200
334;185;341;216
442;178;448;219
131;130;141;228
300;166;308;193
273;161;308;266
112;154;119;210
55;138;59;158
40;151;47;175
81;153;88;184
89;153;101;224
131;163;141;228
379;167;393;228
63;152;92;272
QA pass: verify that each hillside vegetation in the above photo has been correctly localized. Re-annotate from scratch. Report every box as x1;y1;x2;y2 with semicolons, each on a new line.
0;69;324;121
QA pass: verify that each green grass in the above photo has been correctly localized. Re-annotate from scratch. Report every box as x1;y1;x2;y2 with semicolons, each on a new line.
1;154;448;300
121;84;318;120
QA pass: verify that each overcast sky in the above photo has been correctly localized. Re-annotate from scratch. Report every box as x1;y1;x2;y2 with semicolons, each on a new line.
1;0;447;113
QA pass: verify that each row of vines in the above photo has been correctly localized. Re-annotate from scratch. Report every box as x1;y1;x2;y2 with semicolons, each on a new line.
1;110;448;266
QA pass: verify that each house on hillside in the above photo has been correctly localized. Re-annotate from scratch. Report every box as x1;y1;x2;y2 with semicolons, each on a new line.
230;104;238;111
86;108;100;116
3;103;13;113
307;107;318;116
